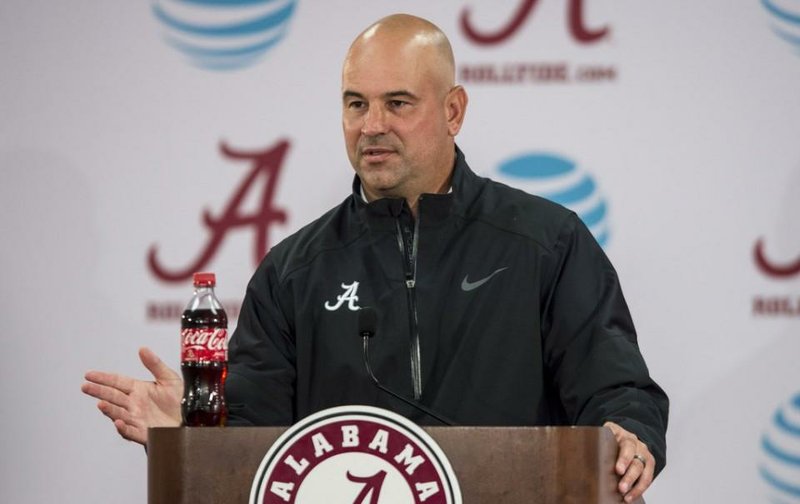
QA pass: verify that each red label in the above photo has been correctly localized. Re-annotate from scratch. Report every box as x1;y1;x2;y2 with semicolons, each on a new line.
181;328;228;362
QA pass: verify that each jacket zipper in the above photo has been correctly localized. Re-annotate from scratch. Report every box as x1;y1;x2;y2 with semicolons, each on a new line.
395;213;422;400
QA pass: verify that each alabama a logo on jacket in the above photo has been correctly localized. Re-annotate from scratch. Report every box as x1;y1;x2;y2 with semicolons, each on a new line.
249;406;462;504
324;281;362;311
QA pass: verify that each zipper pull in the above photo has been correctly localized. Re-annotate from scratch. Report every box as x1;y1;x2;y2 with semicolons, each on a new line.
406;279;416;289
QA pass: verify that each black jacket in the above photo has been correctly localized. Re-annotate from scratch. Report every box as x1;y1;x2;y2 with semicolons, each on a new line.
227;147;669;474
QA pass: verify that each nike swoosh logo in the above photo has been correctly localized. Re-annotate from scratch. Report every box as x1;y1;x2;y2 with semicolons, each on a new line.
461;267;509;292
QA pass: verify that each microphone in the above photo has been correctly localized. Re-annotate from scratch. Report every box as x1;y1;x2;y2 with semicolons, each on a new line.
358;307;455;426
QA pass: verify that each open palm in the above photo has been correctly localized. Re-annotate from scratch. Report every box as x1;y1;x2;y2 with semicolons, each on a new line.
82;347;182;445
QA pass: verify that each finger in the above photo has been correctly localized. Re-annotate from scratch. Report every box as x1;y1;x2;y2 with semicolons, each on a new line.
84;370;135;394
82;382;130;409
97;400;131;423
624;456;654;503
614;435;639;476
604;421;655;499
139;347;180;383
113;419;146;445
604;422;640;476
604;420;622;438
617;449;645;495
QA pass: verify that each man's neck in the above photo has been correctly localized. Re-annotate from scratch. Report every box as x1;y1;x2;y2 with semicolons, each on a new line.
360;149;458;216
360;176;453;217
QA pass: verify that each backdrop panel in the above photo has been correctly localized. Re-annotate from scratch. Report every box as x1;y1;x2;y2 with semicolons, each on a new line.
1;1;798;502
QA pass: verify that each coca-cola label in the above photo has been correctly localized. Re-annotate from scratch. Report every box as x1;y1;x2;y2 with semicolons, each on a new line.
181;328;228;362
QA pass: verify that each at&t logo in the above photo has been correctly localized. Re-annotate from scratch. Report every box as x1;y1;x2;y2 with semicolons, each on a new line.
761;0;800;55
495;152;610;247
152;0;298;71
760;392;800;502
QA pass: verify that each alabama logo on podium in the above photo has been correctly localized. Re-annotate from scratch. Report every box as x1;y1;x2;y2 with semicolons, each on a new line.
249;405;463;503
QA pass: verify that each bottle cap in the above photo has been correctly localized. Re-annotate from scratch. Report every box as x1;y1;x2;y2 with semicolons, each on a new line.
193;272;216;287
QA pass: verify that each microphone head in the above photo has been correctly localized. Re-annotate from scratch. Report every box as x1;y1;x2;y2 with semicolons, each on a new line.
358;307;377;338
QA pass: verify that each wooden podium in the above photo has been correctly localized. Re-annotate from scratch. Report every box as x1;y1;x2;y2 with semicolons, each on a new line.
148;426;642;503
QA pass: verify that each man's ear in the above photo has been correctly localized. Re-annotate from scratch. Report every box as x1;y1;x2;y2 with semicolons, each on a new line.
445;85;468;137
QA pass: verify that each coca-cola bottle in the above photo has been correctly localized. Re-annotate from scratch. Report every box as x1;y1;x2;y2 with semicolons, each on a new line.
181;272;228;426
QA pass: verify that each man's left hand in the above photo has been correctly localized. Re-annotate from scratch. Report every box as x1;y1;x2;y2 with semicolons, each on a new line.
604;421;655;503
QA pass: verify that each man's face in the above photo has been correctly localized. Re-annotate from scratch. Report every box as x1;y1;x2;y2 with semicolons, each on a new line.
341;39;453;202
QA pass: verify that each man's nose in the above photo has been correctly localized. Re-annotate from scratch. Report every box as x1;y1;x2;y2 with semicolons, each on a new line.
361;106;388;136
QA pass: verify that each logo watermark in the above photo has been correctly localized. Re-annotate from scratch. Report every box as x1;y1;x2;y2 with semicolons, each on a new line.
760;391;800;502
145;139;289;323
152;0;298;71
752;237;800;317
148;139;290;284
761;0;800;55
460;0;608;45
458;0;615;85
495;152;610;247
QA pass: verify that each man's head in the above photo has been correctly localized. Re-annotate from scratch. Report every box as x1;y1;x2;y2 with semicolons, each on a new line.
341;14;468;209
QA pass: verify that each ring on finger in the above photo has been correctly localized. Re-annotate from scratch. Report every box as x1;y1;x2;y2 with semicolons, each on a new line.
633;454;646;465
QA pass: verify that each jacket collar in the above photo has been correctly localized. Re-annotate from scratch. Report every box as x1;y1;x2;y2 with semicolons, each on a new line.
350;145;482;225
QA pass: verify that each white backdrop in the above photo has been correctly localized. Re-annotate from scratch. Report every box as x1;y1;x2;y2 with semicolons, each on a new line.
2;1;799;502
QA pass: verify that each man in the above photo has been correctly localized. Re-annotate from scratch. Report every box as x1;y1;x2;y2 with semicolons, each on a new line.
82;14;667;502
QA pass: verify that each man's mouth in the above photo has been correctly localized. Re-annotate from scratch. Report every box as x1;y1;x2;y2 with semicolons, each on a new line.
361;148;394;162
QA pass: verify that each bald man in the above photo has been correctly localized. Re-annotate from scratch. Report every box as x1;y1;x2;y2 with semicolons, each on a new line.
83;14;667;503
342;15;465;213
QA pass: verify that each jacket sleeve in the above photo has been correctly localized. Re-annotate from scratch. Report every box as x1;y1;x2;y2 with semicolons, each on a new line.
540;213;669;476
225;257;296;426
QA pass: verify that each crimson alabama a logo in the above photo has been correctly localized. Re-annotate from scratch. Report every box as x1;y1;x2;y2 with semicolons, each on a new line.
249;406;462;504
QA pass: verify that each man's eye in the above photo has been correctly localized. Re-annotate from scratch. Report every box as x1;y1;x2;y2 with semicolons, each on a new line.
389;100;408;109
347;101;365;109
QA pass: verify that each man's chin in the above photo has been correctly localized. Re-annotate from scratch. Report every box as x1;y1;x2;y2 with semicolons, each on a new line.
359;162;393;179
359;174;401;197
363;180;399;193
